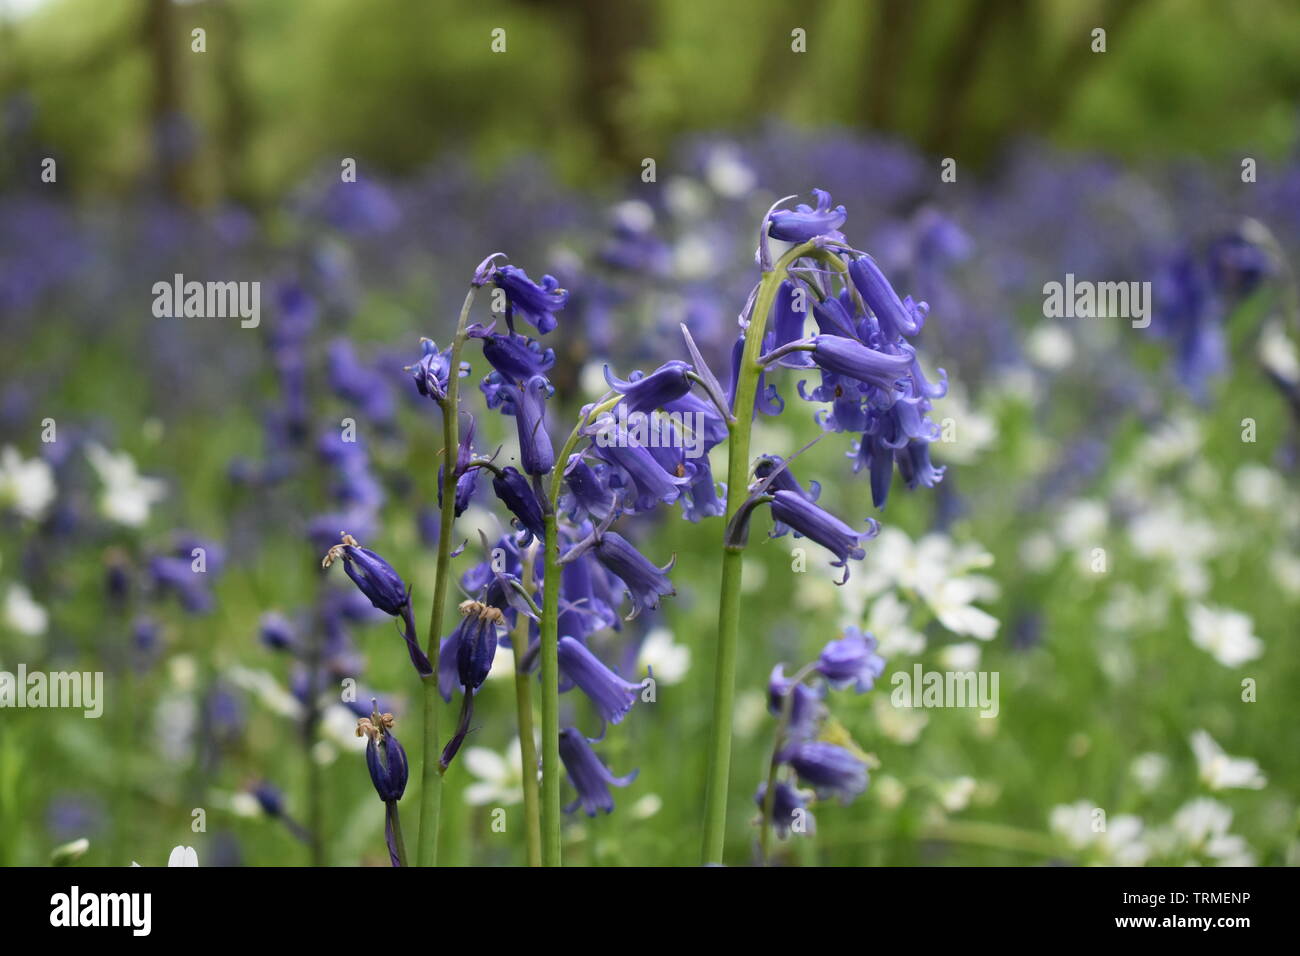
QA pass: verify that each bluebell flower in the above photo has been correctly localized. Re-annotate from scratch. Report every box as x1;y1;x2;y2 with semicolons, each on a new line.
589;423;689;512
561;456;616;524
809;335;914;396
589;530;676;619
494;264;569;335
557;636;645;724
408;338;468;403
768;188;847;243
472;327;556;385
768;664;824;742
754;781;814;838
322;534;432;677
438;414;480;517
816;627;886;692
603;360;693;415
455;600;503;693
327;339;396;427
559;727;638;816
259;612;297;652
848;255;922;342
556;551;620;641
360;711;408;802
149;555;214;614
506;375;555;475
768;490;876;582
491;466;546;543
770;280;814;366
784;741;868;801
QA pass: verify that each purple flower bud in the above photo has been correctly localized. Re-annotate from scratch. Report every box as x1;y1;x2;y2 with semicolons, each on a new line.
816;627;886;692
511;375;555;475
454;601;502;693
768;490;875;582
557;636;644;724
559;727;638;816
809;335;914;395
323;535;432;676
848;254;921;342
364;725;408;803
755;781;814;838
438;415;480;517
768;188;847;242
603;360;693;415
494;264;568;335
492;466;546;543
784;741;868;801
591;531;675;619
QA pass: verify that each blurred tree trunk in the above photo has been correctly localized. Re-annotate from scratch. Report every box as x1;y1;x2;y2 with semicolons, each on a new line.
212;0;252;205
567;0;654;171
142;0;193;201
923;0;1002;155
866;0;918;131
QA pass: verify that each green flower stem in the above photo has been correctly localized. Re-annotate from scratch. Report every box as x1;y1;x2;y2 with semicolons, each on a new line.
701;239;818;865
416;287;477;867
512;548;543;867
537;394;625;867
389;801;409;867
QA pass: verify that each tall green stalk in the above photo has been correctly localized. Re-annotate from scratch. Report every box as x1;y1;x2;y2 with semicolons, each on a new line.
536;395;624;867
416;288;477;867
512;549;543;866
700;240;817;865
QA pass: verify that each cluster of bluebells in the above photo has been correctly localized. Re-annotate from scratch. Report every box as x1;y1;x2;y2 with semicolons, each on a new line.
756;628;885;840
762;189;949;513
409;256;681;812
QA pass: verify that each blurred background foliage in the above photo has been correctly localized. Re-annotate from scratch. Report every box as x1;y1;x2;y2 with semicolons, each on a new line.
3;0;1300;203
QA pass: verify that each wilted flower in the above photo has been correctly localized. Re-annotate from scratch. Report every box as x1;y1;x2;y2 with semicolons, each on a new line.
322;534;431;676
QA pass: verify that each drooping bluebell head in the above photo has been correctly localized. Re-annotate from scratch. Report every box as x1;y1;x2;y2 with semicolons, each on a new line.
359;707;408;803
754;781;814;838
558;726;638;816
323;534;408;617
149;555;215;614
768;490;876;582
603;360;694;415
590;530;676;619
510;375;555;475
810;335;914;397
454;600;503;693
768;188;847;243
784;741;868;802
557;636;644;724
408;338;467;403
816;627;886;693
473;327;557;385
848;254;923;342
492;466;547;543
494;264;569;335
322;534;432;676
